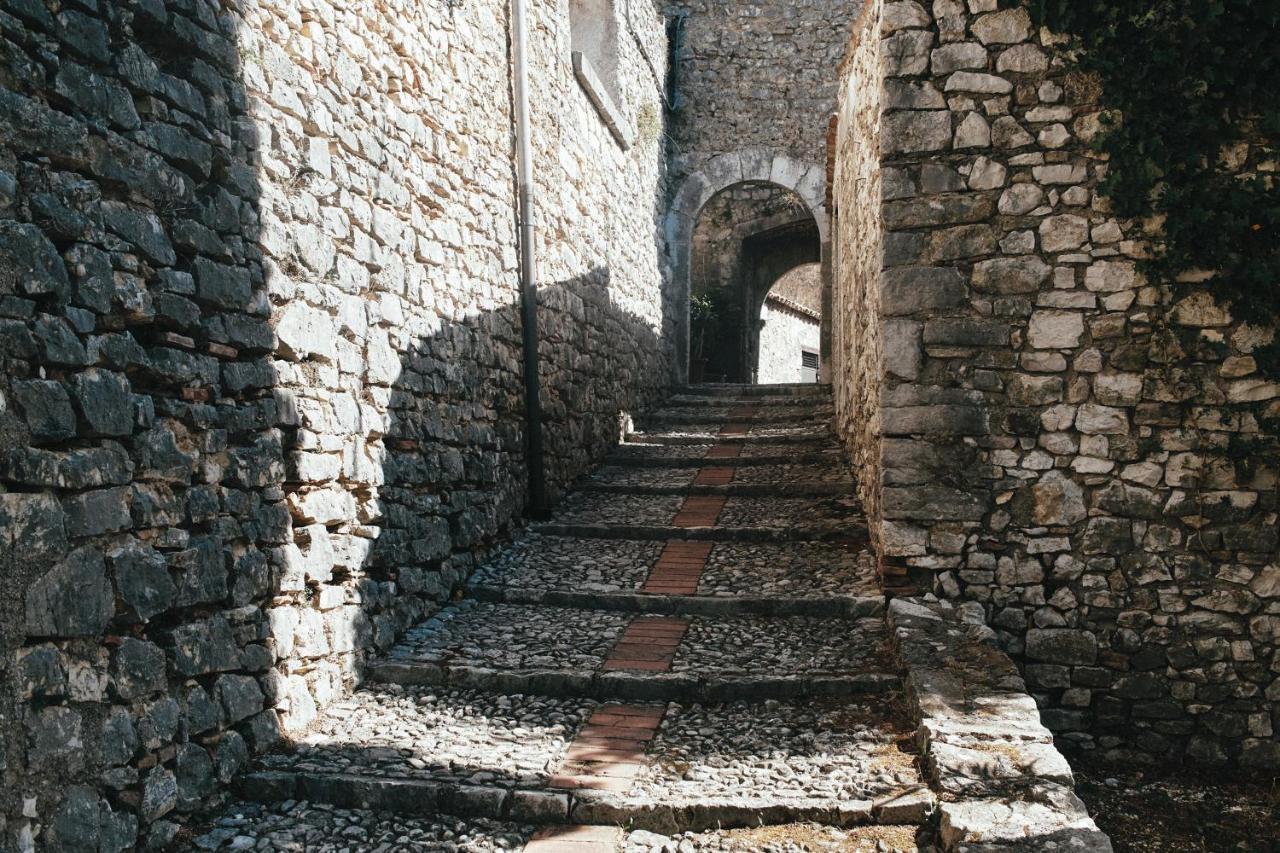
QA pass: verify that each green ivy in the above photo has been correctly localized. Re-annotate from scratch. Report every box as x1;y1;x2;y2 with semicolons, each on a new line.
1005;0;1280;374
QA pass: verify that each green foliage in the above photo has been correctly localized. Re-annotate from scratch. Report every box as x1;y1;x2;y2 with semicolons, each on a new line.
1006;0;1280;369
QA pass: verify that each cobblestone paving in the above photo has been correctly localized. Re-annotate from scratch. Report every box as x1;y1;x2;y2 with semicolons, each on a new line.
188;801;532;851
588;466;701;489
717;496;865;528
550;492;687;526
633;698;919;805
388;602;628;670
698;542;878;598
623;825;919;852
672;617;891;676
725;463;853;486
256;686;591;787
218;386;968;847
472;534;662;592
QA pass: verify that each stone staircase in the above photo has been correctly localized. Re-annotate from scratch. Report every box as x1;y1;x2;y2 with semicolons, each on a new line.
190;385;1111;852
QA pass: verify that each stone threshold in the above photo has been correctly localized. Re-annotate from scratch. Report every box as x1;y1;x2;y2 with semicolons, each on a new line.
605;449;845;467
236;770;933;835
532;522;868;543
672;384;831;398
466;584;884;619
622;432;831;446
365;661;899;703
578;480;853;497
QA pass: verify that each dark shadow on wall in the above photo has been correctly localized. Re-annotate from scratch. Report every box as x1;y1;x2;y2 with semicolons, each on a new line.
0;0;672;849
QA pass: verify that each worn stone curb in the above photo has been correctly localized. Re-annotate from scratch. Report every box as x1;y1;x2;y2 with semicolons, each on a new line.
236;770;932;834
532;522;866;543
671;384;831;398
466;584;884;618
621;433;831;446
365;661;898;703
579;481;854;497
887;597;1113;853
605;451;845;468
636;411;835;427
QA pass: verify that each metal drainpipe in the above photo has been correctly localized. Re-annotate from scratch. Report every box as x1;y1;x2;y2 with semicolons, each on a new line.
512;0;547;517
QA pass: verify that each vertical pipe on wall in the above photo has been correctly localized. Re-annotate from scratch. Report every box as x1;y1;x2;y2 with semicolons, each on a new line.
511;0;547;516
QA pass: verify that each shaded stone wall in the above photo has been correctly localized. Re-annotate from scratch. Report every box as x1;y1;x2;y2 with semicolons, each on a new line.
834;0;1279;769
0;0;671;847
664;0;858;182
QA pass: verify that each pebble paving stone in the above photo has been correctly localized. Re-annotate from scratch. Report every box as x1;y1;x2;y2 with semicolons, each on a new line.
671;616;892;677
212;385;1098;849
187;801;533;851
623;825;920;852
631;698;920;807
387;602;629;670
698;542;878;598
256;686;593;787
471;534;664;593
549;493;689;526
716;496;865;528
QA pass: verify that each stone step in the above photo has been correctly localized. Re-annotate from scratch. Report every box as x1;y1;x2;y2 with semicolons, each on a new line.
665;392;835;408
607;442;844;467
539;492;867;540
580;460;854;496
638;405;834;425
365;601;897;702
190;803;926;852
466;533;882;618
624;422;834;444
236;686;930;835
674;383;831;398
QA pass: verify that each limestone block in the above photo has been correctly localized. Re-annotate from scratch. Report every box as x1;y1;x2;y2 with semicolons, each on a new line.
884;110;953;155
932;42;989;74
1028;310;1085;349
954;112;992;148
973;256;1050;293
883;29;935;77
882;266;968;315
883;1;932;34
1039;214;1090;252
971;8;1033;44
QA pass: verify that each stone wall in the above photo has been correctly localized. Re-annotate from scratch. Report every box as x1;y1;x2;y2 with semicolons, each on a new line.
664;0;858;182
0;0;671;847
833;0;1279;769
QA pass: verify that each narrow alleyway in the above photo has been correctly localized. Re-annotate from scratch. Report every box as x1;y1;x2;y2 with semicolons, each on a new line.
192;385;1103;852
194;384;922;849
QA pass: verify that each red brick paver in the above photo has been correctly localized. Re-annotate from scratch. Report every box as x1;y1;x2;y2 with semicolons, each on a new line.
642;541;712;594
672;494;726;527
719;404;756;437
704;443;742;459
693;466;735;486
524;824;623;852
601;616;689;671
547;704;667;795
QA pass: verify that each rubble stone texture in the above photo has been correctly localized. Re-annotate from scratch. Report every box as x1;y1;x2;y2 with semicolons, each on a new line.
0;0;671;847
832;0;1279;769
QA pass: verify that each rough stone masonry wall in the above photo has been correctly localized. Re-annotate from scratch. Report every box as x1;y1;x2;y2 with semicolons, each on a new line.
663;0;857;182
833;0;1279;769
0;0;670;848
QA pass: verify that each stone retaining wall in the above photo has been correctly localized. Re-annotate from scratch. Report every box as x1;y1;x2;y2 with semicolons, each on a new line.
0;0;671;847
833;0;1279;769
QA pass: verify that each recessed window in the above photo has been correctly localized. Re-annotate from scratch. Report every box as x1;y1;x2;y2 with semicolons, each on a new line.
569;0;630;148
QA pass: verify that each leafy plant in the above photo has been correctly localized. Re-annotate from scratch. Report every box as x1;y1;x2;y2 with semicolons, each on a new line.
1005;0;1280;373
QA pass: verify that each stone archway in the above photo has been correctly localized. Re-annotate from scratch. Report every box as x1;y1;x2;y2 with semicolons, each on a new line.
666;149;830;383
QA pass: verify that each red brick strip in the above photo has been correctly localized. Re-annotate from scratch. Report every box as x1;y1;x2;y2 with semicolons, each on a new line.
642;541;712;594
719;403;756;437
602;616;689;671
705;443;742;459
524;824;623;852
672;495;725;527
693;466;735;486
548;704;667;794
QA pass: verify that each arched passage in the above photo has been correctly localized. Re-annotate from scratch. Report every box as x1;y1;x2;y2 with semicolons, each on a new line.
667;149;830;383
